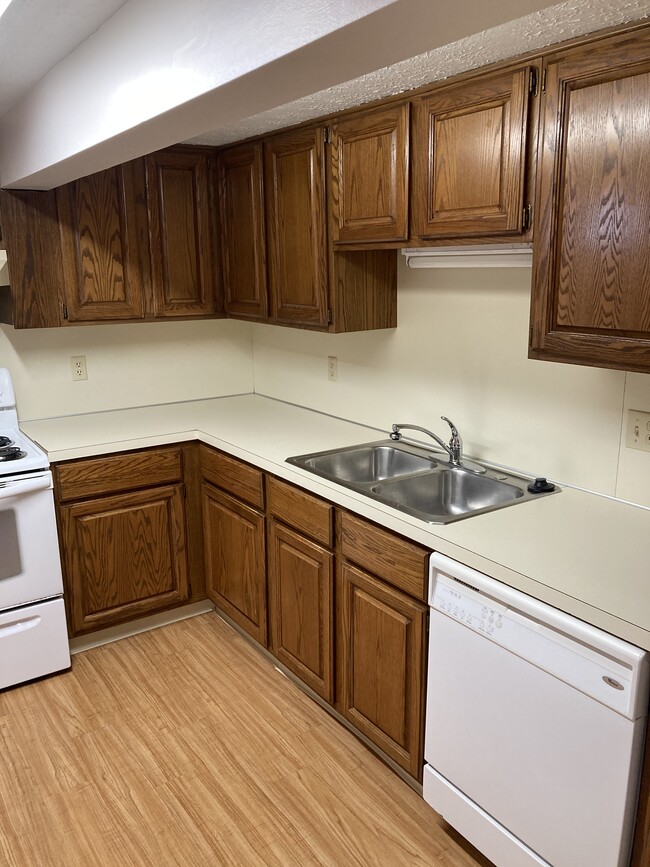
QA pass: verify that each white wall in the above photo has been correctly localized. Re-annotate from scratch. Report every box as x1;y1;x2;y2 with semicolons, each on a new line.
0;318;253;421
3;261;649;510
251;258;650;507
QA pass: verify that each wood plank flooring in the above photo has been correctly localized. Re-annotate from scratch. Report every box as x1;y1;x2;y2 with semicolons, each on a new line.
0;613;493;866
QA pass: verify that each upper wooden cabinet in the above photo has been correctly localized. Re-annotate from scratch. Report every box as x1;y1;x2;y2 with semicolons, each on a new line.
265;127;330;327
412;67;533;240
145;149;218;318
57;161;149;323
0;150;219;328
330;103;410;245
530;28;650;373
216;142;268;320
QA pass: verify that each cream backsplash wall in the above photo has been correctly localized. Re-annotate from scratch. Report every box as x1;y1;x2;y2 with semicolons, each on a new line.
251;259;650;506
0;318;253;421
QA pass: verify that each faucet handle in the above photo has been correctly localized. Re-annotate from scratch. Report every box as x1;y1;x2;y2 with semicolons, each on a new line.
390;424;402;441
440;416;461;445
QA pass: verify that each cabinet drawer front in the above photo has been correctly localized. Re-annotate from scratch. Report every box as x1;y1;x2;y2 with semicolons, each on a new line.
339;512;428;601
200;445;264;509
56;447;183;502
267;476;333;547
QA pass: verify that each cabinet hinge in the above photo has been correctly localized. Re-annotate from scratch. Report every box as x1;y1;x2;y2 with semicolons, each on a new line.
327;308;333;325
62;303;68;321
522;204;532;231
181;483;187;498
529;67;539;97
324;127;333;145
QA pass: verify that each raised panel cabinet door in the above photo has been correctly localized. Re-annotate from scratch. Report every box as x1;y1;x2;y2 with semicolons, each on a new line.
530;29;650;373
146;150;217;318
412;67;531;239
337;561;427;780
331;103;410;244
268;521;334;702
217;142;268;320
0;189;66;328
202;483;267;645
56;160;149;322
60;484;189;635
264;127;329;327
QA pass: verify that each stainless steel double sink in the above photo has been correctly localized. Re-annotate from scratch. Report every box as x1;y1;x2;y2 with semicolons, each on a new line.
286;440;558;524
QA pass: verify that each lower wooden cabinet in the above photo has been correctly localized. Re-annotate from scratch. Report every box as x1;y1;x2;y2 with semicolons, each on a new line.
268;519;334;702
202;482;267;646
60;484;189;634
337;560;427;780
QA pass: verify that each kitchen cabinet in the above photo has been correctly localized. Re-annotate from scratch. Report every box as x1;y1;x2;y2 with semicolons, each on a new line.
337;559;427;780
411;66;534;240
330;102;410;245
216;141;268;320
200;446;267;645
267;477;334;702
529;28;650;373
263;126;397;331
56;160;151;323
337;511;428;780
145;148;219;318
55;446;192;635
1;150;219;328
0;160;151;328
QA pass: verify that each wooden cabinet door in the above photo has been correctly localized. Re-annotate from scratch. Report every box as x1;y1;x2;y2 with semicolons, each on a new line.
0;189;66;328
412;67;531;239
217;142;268;320
202;483;267;645
146;150;217;317
530;29;650;373
330;103;410;244
264;127;329;327
268;520;334;702
60;484;189;634
56;160;149;322
337;560;427;780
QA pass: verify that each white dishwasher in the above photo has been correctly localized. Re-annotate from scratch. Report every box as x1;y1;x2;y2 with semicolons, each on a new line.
423;553;649;867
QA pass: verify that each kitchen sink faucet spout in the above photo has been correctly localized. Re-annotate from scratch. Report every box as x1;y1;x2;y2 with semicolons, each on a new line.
390;417;463;467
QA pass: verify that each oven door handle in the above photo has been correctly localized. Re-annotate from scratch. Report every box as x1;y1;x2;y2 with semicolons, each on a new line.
0;475;51;500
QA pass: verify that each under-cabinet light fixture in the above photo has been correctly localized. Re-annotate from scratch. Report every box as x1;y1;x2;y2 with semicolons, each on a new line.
401;244;533;269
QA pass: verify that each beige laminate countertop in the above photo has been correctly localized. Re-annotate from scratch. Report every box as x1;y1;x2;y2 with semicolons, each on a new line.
22;393;650;649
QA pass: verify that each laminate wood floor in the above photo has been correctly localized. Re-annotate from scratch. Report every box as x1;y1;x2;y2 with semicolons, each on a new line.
0;613;493;867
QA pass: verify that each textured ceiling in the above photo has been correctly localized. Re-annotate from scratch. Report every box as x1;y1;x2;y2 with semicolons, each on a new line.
187;0;650;146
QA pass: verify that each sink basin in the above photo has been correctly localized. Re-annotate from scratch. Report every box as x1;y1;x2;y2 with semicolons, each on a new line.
287;439;558;524
287;443;437;484
371;468;524;522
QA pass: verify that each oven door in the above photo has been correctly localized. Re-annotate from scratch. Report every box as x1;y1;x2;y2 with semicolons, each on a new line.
0;471;64;611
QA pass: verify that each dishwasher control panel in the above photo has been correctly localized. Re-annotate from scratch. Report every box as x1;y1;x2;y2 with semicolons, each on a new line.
433;581;506;637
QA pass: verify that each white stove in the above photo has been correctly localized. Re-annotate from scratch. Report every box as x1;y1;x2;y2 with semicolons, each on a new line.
0;368;71;690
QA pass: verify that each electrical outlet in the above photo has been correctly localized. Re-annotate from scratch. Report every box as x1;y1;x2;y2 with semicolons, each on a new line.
625;409;650;452
328;356;337;381
70;355;88;381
